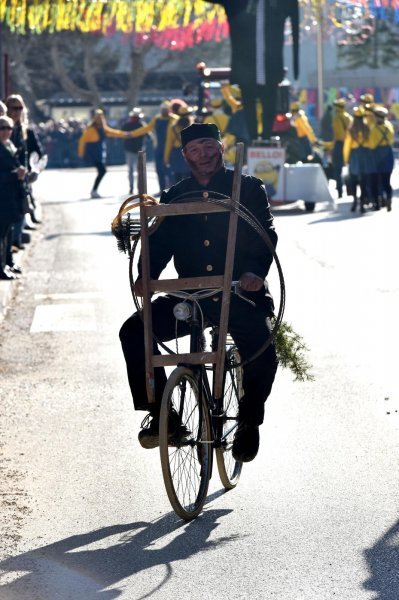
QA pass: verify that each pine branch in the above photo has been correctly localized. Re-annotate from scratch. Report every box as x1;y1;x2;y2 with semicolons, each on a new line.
274;320;315;383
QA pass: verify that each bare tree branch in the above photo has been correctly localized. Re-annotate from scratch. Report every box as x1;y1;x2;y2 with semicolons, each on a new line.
50;36;100;105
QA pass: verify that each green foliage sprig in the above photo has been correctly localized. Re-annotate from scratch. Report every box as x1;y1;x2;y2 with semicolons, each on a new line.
274;320;315;382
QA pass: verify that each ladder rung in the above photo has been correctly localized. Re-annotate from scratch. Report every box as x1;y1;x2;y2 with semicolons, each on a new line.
152;352;217;367
149;276;223;293
145;202;230;217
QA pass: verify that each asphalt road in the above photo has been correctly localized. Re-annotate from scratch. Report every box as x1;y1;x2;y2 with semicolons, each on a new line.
0;163;398;600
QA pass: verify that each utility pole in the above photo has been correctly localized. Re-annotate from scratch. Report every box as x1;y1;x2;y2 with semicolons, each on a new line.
0;21;3;98
0;21;9;99
316;0;325;119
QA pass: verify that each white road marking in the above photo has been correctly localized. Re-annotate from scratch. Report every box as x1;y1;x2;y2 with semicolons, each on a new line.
30;304;96;333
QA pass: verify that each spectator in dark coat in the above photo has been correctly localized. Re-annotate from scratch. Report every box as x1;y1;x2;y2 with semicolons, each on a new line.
0;116;27;279
6;94;45;237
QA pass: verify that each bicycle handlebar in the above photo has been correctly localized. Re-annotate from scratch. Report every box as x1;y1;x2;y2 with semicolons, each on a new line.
166;281;256;308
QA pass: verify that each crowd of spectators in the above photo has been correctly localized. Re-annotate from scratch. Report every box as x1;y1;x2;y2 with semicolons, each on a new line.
33;116;154;169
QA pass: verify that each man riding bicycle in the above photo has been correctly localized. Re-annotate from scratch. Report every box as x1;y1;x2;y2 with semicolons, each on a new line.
119;123;278;462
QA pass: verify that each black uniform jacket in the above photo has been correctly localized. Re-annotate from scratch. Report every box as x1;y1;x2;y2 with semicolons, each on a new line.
0;143;24;225
139;167;278;312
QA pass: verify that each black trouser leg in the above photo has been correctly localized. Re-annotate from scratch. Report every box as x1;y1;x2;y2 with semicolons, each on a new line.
229;314;277;426
119;296;191;413
120;295;278;426
202;296;278;426
93;161;106;191
380;172;392;203
260;83;279;141
5;226;14;265
368;173;380;209
0;224;9;272
240;84;258;142
240;83;279;141
333;141;344;196
349;175;358;211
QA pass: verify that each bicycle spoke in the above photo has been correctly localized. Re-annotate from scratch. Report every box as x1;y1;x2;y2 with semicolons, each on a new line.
216;347;243;489
160;368;211;520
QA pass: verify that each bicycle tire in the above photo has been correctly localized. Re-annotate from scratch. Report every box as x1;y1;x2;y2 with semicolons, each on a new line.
216;346;243;489
159;367;212;520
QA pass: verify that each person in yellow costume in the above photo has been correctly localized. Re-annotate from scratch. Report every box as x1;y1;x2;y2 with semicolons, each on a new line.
389;101;399;121
368;106;395;211
221;82;262;139
219;82;252;164
202;96;237;164
360;93;376;128
163;105;194;184
331;98;353;198
343;106;373;213
290;102;317;160
203;98;230;136
78;109;132;198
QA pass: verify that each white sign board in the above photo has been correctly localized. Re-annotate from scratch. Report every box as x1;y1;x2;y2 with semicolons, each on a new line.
247;146;286;198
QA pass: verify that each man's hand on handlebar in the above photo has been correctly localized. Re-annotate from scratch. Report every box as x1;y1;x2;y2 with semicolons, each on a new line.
239;272;264;292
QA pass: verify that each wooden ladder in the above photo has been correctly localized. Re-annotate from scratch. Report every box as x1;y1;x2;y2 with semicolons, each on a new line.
137;143;244;403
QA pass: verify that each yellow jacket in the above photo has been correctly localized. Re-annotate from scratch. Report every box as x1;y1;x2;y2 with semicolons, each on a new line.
129;113;178;140
221;84;241;113
78;124;126;158
164;121;188;164
368;121;394;149
343;131;372;163
204;112;230;136
292;111;317;143
332;110;352;142
221;84;262;134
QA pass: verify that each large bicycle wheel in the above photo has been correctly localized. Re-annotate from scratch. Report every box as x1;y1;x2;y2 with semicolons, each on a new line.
159;367;212;520
216;346;243;489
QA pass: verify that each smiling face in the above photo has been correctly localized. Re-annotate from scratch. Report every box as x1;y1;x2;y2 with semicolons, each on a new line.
182;138;224;184
0;117;13;143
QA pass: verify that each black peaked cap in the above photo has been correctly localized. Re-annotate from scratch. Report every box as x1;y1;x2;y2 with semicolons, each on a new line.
180;123;221;148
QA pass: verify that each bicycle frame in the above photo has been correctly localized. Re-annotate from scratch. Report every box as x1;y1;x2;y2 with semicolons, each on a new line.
175;299;239;458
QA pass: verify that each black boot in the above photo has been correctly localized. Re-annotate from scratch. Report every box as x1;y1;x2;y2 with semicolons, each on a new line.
0;267;17;280
372;199;380;211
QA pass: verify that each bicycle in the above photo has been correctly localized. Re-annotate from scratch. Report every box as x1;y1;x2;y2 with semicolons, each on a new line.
158;285;245;520
112;145;285;520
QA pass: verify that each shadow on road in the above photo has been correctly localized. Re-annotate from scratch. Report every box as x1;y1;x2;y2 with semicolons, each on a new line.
43;230;112;241
363;518;399;600
308;201;377;224
0;502;237;599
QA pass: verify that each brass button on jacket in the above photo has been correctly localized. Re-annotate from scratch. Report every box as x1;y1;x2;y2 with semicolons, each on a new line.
206;264;213;272
204;240;210;247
